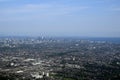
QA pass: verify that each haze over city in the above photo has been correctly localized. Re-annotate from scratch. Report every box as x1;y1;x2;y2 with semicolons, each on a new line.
0;1;120;80
0;0;120;37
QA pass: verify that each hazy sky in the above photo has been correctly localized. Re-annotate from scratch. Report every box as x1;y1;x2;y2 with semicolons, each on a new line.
0;0;120;37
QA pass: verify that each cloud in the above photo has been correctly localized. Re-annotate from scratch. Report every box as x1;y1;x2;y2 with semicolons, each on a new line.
1;3;89;14
0;3;89;21
1;4;51;14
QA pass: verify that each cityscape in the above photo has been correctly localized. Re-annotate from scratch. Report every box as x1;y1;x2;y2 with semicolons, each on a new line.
0;0;120;80
0;36;120;80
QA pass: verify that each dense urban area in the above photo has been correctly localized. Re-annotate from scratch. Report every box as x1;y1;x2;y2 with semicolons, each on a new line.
0;37;120;80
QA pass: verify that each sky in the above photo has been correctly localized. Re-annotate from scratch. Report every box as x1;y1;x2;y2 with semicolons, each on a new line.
0;0;120;37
